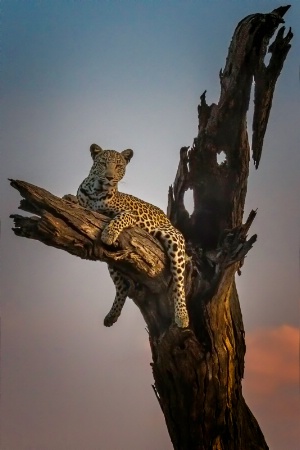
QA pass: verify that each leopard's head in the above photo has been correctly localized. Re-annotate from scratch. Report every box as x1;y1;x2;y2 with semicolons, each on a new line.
87;143;133;191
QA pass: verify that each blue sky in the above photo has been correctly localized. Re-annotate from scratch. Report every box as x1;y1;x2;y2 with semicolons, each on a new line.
1;1;299;449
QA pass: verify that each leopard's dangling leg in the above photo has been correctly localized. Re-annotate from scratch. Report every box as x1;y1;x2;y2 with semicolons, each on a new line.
104;265;129;327
153;227;189;328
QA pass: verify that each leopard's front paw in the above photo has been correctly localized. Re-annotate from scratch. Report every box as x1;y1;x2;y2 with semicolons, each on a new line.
101;227;119;246
62;194;78;204
104;313;118;327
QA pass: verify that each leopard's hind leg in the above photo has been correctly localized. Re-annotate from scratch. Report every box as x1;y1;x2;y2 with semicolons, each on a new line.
153;227;189;328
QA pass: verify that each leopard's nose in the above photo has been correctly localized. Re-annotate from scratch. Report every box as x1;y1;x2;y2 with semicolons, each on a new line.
106;176;114;181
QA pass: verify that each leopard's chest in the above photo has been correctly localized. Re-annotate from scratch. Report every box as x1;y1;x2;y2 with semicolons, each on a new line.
91;197;120;217
78;187;168;228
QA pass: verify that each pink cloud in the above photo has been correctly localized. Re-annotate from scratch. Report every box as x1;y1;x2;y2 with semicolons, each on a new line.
243;325;299;449
244;324;298;394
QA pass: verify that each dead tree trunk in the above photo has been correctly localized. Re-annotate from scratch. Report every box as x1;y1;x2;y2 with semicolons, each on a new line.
10;6;292;450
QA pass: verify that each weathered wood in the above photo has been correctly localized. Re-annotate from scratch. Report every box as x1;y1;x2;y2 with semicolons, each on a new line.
10;5;292;450
9;179;168;282
167;5;293;247
158;5;291;450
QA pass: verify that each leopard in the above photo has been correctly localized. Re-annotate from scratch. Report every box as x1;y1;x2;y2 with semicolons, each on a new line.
76;143;189;329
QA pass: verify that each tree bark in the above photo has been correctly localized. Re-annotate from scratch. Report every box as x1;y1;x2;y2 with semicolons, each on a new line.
10;6;292;450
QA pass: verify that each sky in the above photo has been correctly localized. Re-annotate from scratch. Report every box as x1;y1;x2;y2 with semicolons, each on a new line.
0;1;299;449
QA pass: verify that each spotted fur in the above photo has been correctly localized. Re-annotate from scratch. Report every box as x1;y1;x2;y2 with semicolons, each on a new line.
77;143;189;328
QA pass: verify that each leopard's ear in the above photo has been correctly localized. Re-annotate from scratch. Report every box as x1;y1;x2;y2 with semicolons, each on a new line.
90;143;103;160
121;149;134;164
